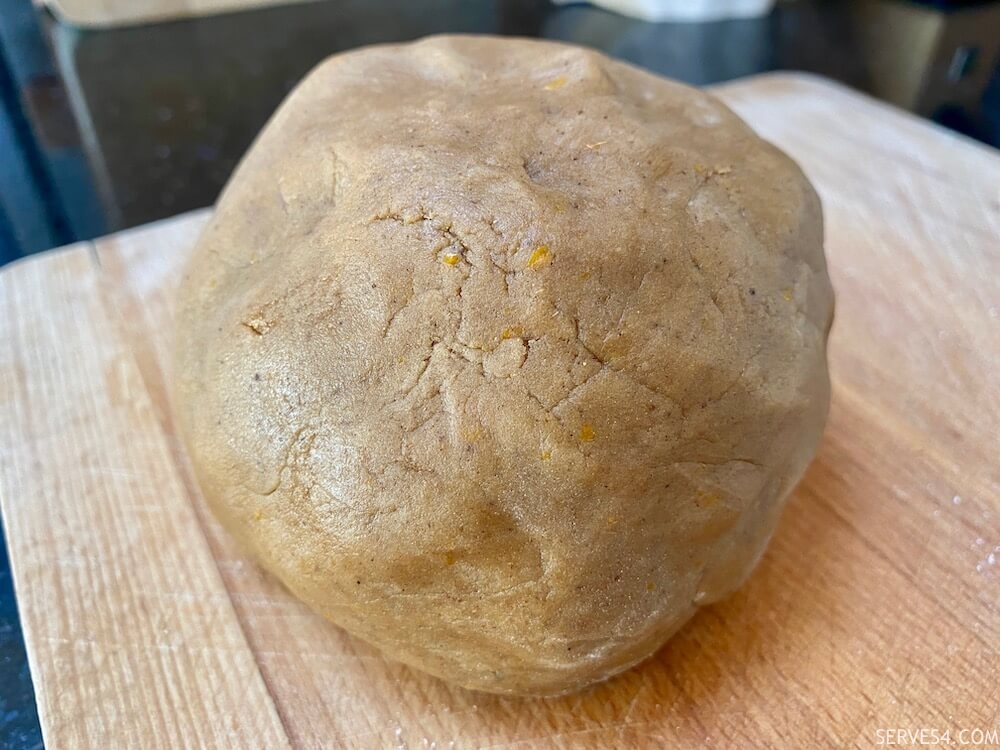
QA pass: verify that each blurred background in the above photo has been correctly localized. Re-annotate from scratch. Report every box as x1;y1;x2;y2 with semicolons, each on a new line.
0;1;998;746
0;0;999;268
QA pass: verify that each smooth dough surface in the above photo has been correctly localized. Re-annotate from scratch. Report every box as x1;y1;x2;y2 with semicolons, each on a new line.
174;35;834;696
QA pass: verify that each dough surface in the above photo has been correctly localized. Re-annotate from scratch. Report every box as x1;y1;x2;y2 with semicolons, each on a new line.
174;35;834;696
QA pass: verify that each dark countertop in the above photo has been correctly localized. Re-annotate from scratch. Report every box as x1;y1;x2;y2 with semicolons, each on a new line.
0;0;998;747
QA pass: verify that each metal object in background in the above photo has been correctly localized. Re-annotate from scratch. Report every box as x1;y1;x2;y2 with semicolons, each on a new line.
0;0;104;263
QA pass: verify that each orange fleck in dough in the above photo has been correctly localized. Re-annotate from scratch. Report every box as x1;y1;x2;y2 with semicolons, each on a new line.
528;245;550;268
174;35;833;699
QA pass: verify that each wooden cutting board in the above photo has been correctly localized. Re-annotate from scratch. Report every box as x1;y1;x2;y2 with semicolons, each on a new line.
1;74;998;749
41;0;315;28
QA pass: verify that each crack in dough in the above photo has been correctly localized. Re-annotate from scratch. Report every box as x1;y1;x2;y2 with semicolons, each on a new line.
174;36;834;697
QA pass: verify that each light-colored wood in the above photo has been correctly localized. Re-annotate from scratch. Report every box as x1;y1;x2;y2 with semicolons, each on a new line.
2;74;998;749
43;0;316;29
0;246;291;748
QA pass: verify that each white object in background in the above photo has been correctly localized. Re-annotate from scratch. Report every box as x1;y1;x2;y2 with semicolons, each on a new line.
552;0;777;22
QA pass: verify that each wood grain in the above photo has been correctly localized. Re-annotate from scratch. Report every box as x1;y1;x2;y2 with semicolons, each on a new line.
2;74;998;749
0;246;290;748
42;0;315;28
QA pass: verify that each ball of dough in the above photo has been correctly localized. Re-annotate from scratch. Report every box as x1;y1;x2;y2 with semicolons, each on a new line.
174;35;833;696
